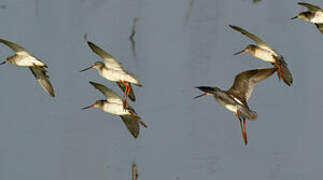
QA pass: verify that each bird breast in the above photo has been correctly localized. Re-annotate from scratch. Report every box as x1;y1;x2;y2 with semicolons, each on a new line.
311;12;323;23
99;68;140;84
9;54;45;67
216;97;238;113
101;102;131;116
254;48;276;63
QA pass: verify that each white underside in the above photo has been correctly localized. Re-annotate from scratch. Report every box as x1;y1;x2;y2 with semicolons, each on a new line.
311;12;323;23
216;98;238;113
101;102;131;116
254;49;276;63
14;54;46;67
99;68;140;84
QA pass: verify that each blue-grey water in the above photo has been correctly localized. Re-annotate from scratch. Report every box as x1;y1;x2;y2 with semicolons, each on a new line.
0;0;321;179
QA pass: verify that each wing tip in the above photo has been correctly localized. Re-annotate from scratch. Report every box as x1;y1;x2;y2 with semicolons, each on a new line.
49;91;56;97
297;2;307;5
228;24;235;28
135;83;142;87
89;81;99;87
87;40;93;46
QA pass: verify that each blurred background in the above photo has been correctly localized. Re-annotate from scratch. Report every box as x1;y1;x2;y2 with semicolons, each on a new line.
0;0;321;179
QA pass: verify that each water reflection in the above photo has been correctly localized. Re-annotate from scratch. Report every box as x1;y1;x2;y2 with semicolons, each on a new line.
253;0;261;4
132;162;138;180
185;0;193;25
129;17;139;58
35;0;39;15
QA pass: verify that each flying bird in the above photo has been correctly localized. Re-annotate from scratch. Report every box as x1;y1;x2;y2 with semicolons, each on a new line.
0;38;55;97
195;67;277;145
291;2;323;33
82;81;147;138
229;25;293;86
81;41;141;108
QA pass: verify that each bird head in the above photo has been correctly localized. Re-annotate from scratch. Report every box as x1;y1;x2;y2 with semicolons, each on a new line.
234;44;256;55
194;86;220;99
80;61;104;72
82;100;105;110
291;12;311;21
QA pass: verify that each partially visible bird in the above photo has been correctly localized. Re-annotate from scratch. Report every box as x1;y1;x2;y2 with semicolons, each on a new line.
0;38;55;97
292;2;323;33
81;41;141;108
195;67;277;145
82;81;147;138
229;25;293;86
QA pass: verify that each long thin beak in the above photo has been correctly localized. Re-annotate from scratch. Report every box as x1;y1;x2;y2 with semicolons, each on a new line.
0;61;6;65
194;86;216;99
291;16;298;20
194;93;207;99
82;104;95;110
80;65;94;72
234;49;246;55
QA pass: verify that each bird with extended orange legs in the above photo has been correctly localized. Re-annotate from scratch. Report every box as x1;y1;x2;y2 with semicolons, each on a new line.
81;41;141;109
195;67;277;145
229;25;293;86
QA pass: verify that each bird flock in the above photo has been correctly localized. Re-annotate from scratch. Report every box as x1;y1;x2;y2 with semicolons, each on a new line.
0;2;322;144
195;2;323;145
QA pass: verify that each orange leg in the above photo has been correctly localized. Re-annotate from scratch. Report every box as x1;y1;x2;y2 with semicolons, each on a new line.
234;112;247;145
120;80;130;109
242;118;247;145
129;111;139;119
274;60;281;81
129;111;147;128
279;64;286;83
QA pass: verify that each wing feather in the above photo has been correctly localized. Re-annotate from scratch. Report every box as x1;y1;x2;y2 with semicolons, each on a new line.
120;115;140;138
227;68;277;102
0;38;29;54
298;2;322;12
229;25;278;55
89;81;121;101
29;67;55;97
87;41;124;70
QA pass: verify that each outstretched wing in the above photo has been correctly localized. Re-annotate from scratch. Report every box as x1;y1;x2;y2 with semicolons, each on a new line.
89;81;121;101
120;115;140;139
0;38;29;54
229;25;278;55
227;68;277;102
298;2;322;12
29;67;55;97
87;41;124;70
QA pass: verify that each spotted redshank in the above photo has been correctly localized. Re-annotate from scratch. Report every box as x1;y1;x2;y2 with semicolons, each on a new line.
229;25;293;86
0;38;55;97
81;41;141;108
292;2;323;33
82;81;146;138
195;67;277;145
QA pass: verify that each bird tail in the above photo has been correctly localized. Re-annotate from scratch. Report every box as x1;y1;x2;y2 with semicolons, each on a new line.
238;107;257;121
274;56;293;86
280;64;293;86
